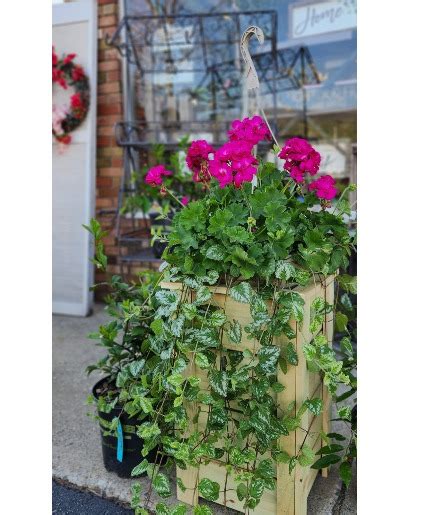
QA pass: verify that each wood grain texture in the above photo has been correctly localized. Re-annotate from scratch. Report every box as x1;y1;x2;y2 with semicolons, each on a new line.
163;277;335;514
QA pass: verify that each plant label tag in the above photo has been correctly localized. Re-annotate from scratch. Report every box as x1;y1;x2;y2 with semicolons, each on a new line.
116;420;124;462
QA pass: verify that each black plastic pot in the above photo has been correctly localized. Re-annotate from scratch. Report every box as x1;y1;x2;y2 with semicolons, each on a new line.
152;239;168;259
92;377;158;478
149;212;174;258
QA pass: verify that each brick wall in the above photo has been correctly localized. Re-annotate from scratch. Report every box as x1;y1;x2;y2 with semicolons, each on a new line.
95;0;124;288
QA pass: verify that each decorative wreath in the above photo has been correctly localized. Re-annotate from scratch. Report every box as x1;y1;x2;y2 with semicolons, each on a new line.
52;47;90;145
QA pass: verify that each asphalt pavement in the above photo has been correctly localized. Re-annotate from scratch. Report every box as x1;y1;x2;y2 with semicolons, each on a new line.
53;480;132;515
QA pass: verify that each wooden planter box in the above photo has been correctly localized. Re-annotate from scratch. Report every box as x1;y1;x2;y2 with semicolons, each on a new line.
161;276;334;515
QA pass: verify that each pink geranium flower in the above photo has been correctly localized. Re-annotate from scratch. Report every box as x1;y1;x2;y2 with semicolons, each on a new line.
308;175;338;200
209;159;233;188
186;140;215;182
181;196;189;206
279;137;321;182
228;115;270;145
145;165;172;187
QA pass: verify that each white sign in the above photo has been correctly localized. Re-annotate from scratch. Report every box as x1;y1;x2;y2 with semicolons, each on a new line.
290;0;357;39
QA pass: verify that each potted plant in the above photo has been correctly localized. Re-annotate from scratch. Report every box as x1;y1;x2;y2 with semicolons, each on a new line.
125;116;357;515
84;220;172;478
120;138;207;258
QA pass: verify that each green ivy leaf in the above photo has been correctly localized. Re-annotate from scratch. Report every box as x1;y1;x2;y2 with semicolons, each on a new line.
335;312;348;332
274;450;291;464
317;444;345;455
236;483;248;501
337;274;357;294
137;422;161;440
311;454;341;469
298;445;316;466
155;503;170;515
229;282;252;303
138;397;154;414
171;505;187;515
198;478;220;501
176;478;186;492
339;461;352;487
194;506;213;515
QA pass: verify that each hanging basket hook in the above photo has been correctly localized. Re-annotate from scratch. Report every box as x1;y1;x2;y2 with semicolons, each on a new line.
240;26;264;91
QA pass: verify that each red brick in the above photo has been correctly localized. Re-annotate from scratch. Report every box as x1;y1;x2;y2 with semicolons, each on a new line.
98;125;115;136
96;176;113;187
98;0;116;5
99;15;117;28
97;114;122;126
111;156;123;167
98;81;121;94
99;167;122;177
98;103;122;116
98;60;120;72
98;93;122;105
97;156;112;167
97;135;113;147
96;198;114;208
106;70;121;82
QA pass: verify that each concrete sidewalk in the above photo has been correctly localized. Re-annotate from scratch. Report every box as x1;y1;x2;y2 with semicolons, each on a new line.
53;304;356;514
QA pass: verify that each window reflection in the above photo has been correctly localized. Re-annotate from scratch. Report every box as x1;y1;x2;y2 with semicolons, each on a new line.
121;0;356;181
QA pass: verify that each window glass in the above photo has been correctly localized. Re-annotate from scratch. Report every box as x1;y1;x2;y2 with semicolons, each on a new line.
122;0;356;180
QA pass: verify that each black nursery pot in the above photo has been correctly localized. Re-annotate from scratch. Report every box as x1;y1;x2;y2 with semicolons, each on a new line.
149;212;173;259
92;377;158;478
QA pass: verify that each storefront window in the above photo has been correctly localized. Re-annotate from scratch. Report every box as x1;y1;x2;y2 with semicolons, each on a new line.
120;0;356;181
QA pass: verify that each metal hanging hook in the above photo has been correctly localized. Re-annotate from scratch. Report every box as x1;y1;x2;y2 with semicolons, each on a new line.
240;25;280;149
240;26;264;91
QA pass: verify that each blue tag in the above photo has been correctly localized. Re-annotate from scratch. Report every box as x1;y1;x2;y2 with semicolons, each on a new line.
116;420;124;462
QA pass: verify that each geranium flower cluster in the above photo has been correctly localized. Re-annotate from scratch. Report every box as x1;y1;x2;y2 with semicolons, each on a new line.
185;140;214;183
278;137;321;183
210;141;258;188
308;175;338;200
145;165;173;186
228;115;271;146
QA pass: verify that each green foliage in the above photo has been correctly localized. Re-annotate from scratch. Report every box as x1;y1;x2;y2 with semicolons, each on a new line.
85;138;357;512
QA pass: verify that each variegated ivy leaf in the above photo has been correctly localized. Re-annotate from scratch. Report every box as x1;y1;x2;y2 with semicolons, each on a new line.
181;303;197;320
227;319;242;344
198;478;220;501
275;260;296;281
194;286;212;305
207;311;227;327
171;315;185;337
209;369;228;397
229;282;252;303
205;244;226;261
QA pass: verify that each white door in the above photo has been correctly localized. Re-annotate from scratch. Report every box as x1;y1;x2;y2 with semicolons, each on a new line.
52;0;97;316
